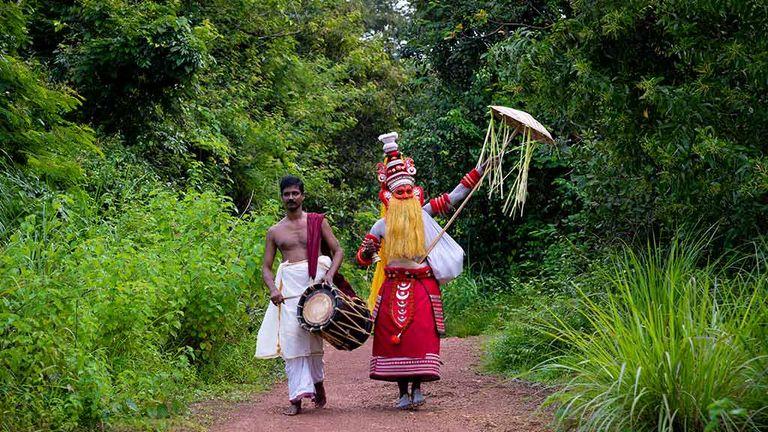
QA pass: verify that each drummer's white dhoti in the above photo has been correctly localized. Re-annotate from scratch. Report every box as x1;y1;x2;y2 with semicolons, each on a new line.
285;355;324;402
255;256;331;402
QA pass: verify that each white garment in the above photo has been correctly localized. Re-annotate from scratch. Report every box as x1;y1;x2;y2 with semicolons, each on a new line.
285;355;324;402
255;256;330;359
422;210;464;284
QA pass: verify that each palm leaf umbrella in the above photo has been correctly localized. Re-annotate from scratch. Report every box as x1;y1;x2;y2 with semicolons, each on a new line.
420;106;554;262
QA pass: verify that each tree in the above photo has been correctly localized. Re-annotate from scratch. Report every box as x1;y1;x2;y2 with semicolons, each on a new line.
1;2;96;182
400;0;768;267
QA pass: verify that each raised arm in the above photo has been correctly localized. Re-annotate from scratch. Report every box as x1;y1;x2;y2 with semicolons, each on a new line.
320;218;344;285
261;228;283;305
423;165;483;216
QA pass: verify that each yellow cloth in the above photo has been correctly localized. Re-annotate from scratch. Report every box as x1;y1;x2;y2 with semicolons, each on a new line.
367;204;387;312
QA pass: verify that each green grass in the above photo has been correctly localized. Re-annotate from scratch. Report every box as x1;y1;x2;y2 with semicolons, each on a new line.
540;239;768;431
440;271;513;337
483;292;584;381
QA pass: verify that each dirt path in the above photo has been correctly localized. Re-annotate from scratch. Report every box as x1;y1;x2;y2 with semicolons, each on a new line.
190;337;552;432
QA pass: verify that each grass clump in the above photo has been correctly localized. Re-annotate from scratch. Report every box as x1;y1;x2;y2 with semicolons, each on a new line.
484;291;585;381
440;271;511;337
542;239;768;431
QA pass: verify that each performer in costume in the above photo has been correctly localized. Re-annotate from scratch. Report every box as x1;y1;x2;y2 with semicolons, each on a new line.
255;175;344;416
356;133;483;409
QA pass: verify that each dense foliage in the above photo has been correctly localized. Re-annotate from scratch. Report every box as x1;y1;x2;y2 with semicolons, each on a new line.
2;0;767;430
1;187;274;428
399;2;767;431
1;0;401;429
400;0;767;266
0;3;96;184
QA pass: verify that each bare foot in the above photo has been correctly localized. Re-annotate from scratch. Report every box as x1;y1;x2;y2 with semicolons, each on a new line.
314;382;327;408
282;402;301;416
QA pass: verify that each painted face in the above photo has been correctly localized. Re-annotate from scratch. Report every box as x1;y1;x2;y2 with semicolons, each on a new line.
281;185;304;211
392;184;414;200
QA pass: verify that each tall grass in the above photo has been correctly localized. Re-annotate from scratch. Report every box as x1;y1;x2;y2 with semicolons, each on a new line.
542;239;768;431
0;159;52;238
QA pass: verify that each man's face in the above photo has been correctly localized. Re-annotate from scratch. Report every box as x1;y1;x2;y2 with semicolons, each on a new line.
281;185;304;211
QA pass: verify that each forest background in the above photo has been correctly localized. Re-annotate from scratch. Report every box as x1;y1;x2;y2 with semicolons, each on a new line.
1;1;766;431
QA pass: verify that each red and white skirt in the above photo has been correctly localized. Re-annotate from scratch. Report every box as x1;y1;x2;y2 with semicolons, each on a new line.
369;266;444;382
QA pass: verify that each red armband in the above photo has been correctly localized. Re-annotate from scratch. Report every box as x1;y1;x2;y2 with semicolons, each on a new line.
356;234;380;266
429;193;452;215
461;168;481;189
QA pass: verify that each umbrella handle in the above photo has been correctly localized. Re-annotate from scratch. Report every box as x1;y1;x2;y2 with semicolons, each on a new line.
417;167;490;264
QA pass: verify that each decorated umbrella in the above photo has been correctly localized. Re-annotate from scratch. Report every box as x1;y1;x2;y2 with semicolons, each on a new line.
419;106;555;263
483;105;554;216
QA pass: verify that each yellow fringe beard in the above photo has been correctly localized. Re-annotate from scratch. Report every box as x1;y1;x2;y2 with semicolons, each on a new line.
383;196;426;261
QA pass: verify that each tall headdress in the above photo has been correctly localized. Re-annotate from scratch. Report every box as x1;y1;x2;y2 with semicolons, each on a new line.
375;132;424;206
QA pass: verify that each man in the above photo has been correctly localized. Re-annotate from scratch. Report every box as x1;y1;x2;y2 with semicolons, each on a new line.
356;132;483;409
255;175;344;415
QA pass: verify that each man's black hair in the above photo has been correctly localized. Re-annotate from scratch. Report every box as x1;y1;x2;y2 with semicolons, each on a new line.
279;175;304;194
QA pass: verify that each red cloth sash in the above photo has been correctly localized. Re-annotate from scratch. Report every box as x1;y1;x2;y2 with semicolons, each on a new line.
306;212;358;298
307;213;324;280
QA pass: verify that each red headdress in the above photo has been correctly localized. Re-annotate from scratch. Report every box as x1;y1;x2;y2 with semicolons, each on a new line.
376;132;424;207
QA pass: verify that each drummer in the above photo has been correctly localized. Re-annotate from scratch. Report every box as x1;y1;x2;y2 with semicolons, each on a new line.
255;175;344;415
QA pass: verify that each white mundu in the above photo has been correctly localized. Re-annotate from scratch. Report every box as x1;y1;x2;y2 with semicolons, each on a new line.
255;256;330;401
255;256;330;359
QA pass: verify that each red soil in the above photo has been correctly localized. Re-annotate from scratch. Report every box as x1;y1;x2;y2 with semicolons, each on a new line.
189;337;552;432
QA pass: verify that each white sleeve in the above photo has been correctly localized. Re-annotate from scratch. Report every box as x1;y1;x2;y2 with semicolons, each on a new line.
370;218;385;239
422;164;483;215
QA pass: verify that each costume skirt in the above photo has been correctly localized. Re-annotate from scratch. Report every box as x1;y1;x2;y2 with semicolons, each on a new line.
369;266;442;382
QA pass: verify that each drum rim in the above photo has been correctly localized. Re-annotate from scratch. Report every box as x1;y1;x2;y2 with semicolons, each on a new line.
297;283;343;331
297;283;374;350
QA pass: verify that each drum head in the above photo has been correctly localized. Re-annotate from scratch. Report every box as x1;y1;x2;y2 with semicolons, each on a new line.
302;290;335;326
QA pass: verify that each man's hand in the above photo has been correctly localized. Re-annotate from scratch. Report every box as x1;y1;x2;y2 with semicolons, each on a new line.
321;272;335;287
269;289;284;306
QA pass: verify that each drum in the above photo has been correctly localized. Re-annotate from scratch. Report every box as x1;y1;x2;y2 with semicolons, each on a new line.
297;283;373;351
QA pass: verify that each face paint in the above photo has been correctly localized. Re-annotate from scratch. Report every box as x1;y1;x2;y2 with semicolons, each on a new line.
393;184;415;200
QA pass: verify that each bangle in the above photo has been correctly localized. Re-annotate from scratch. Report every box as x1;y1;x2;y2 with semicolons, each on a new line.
429;193;452;215
356;248;373;266
461;168;481;189
356;234;380;266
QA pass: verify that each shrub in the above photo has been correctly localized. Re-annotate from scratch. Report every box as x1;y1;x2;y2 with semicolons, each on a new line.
0;190;274;430
485;291;585;381
440;271;510;337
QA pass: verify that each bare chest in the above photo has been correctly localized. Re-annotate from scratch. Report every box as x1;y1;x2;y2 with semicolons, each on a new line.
273;224;308;253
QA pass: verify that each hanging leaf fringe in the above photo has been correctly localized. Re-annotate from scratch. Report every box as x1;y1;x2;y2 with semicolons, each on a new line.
479;108;539;217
